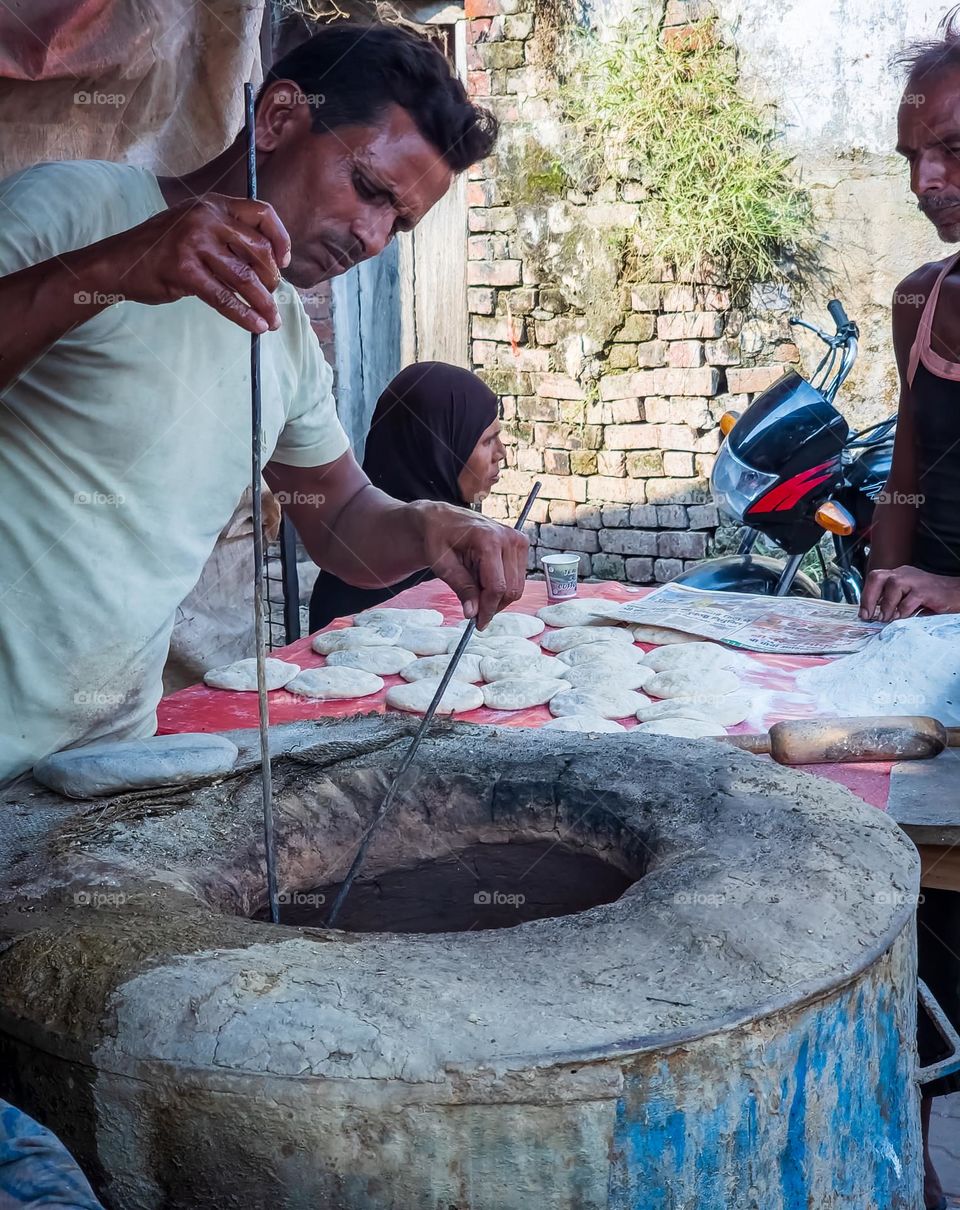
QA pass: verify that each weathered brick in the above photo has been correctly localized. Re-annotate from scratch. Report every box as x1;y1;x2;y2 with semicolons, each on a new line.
538;547;590;576
725;366;789;393
534;319;559;345
500;396;517;421
515;445;544;472
576;504;604;529
652;367;720;396
608;344;639;370
539;524;601;553
629;503;658;527
625;557;655;583
643;397;711;427
544;449;570;474
467;179;498;208
468;287;495;315
613;313;656;342
654;557;683;582
658;530;707;559
527;496;549;523
604;424;659;450
517;396;558;421
600;371;654;401
626;450;664;477
571;451;598;475
584;202;641;229
483;494;508;519
538;474;588;501
636;340;668;367
482;41;525;69
649;423;698;452
472;340;498;367
656;504;688;528
649;478;710;505
587;477;644;504
467;260;522;286
621;183;648;203
467;70;492;95
661;285;698;311
598;451;626;476
696;454;716;479
610;399;643;423
496;346;551;372
469;206;517;233
534;423;601;450
630;284;662;312
548;499;577;525
599;529;658;556
601;505;631;527
657;312;724;340
505;67;538;95
705;337;740;365
667;340;705;368
503;287;537;313
521;520;539;543
503;11;535;37
695;428;721;453
536;373;585;400
687;504;720;529
592;552;626;580
472;314;524;342
663;451;695;477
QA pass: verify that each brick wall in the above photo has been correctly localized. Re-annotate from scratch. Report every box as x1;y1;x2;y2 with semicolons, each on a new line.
466;0;800;581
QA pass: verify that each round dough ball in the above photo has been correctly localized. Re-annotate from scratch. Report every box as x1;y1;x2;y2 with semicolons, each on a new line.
400;654;485;683
643;642;743;673
386;677;483;715
630;624;702;645
286;667;384;700
326;647;417;676
398;625;462;657
644;668;740;700
540;626;634;654
482;676;570;710
557;643;648;668
636;718;726;739
561;662;654;692
549;687;645;720
480;653;559;682
666;693;752;727
537;601;611;627
204;657;300;692
462;635;543;659
635;700;714;723
355;607;444;628
542;715;626;733
474;613;545;639
312;621;402;654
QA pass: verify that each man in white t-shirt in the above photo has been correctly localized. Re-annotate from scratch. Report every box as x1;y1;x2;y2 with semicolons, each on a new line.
0;24;525;785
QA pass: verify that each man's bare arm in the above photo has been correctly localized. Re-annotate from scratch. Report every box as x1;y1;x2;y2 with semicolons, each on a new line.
266;455;528;629
0;196;290;394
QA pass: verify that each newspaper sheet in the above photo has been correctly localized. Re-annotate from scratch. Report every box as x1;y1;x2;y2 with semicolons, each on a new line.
587;583;885;655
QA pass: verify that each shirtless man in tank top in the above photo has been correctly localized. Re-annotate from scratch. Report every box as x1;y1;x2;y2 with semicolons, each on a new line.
865;24;960;1210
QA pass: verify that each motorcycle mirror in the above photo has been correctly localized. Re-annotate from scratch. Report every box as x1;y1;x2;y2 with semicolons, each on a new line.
814;501;855;536
719;410;741;437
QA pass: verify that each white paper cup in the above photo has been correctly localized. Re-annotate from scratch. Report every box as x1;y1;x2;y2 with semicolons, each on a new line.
541;553;580;600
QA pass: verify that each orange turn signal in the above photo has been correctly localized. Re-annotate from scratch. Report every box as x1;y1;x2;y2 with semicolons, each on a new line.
815;501;855;536
719;410;740;436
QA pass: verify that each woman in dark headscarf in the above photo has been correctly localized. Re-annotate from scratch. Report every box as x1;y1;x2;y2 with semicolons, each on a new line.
309;362;506;631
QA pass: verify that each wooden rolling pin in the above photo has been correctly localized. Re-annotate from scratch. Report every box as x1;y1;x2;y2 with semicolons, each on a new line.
719;716;960;766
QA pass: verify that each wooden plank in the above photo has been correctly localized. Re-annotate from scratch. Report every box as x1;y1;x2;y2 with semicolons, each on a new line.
918;844;960;893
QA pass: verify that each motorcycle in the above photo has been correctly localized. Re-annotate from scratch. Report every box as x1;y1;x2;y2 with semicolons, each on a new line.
672;300;896;603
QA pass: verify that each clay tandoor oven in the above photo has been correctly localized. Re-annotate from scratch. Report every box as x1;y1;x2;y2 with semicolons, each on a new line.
0;717;922;1209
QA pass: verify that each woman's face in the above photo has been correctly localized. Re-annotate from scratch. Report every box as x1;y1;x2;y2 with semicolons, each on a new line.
458;418;507;505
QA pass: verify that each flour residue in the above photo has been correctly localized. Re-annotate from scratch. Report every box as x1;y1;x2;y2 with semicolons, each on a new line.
795;616;960;724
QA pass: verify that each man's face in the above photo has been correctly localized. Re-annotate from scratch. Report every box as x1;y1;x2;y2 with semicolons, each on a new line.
256;86;454;287
898;70;960;242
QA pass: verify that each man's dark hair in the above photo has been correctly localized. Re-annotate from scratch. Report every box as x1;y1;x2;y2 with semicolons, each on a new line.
894;5;960;86
265;23;497;173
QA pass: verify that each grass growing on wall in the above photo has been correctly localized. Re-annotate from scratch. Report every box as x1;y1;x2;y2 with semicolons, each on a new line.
565;19;812;287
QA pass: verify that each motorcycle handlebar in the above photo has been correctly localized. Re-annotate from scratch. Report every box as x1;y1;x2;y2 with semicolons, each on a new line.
827;299;850;329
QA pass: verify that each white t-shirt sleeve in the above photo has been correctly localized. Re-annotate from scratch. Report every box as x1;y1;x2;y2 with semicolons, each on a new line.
270;287;350;468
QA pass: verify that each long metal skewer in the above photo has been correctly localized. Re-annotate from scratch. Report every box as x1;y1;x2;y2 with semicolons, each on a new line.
245;83;279;925
324;481;542;928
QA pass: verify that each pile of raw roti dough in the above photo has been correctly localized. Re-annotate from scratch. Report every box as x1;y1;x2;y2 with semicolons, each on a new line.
203;599;753;738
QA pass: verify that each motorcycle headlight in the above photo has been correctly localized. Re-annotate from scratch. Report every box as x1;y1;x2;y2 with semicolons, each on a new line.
711;442;778;523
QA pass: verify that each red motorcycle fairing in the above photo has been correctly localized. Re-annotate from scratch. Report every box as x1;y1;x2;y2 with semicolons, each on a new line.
746;457;842;515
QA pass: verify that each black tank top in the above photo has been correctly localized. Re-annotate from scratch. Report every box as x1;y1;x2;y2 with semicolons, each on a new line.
906;253;960;576
910;363;960;575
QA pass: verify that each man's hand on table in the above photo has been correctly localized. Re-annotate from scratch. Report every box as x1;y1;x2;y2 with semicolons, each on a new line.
860;565;960;621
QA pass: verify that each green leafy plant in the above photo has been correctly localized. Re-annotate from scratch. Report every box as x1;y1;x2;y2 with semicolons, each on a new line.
564;18;813;288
